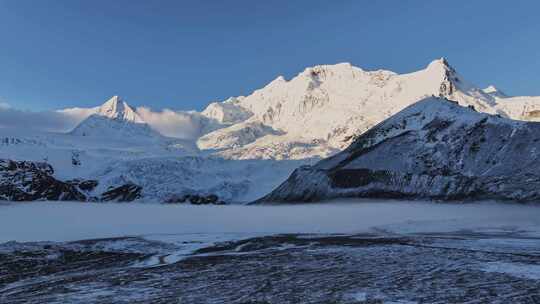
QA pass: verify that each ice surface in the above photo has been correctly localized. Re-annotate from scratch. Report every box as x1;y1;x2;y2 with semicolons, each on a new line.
2;200;540;243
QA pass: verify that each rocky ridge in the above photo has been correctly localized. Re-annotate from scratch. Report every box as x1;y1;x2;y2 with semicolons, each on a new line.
258;97;540;203
0;159;141;202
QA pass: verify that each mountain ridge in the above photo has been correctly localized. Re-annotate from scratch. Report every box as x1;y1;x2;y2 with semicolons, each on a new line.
5;58;540;203
61;58;540;159
257;96;540;203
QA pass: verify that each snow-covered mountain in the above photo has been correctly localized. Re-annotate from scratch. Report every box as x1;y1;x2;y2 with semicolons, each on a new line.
482;85;507;98
56;58;540;161
194;58;540;159
95;95;144;122
0;96;301;202
258;97;540;203
70;96;163;139
3;58;540;203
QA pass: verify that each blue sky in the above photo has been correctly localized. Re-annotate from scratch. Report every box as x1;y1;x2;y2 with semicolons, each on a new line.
1;0;539;111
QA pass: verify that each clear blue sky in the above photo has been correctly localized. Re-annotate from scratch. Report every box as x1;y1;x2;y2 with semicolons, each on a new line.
1;0;539;111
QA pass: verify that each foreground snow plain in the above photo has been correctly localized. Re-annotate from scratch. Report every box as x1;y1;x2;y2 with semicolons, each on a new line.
2;200;540;303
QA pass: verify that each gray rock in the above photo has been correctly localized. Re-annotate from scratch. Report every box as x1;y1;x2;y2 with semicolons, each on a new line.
0;159;87;201
0;159;142;202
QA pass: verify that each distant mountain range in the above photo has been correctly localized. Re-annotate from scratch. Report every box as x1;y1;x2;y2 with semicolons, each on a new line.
2;58;540;203
61;58;540;160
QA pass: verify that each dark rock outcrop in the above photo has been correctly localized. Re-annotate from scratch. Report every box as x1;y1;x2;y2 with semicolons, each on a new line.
0;159;142;202
100;184;142;202
165;194;226;205
0;160;87;201
258;97;540;203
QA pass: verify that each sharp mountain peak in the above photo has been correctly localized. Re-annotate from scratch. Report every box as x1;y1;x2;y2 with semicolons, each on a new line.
97;95;144;123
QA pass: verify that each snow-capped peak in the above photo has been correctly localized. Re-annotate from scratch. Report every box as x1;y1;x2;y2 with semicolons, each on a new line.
483;85;507;97
421;57;484;99
69;96;164;139
424;58;457;81
97;96;144;123
483;85;498;93
426;57;452;70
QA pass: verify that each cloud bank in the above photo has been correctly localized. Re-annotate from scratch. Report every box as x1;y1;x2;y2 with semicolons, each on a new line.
0;107;88;132
0;104;213;139
136;107;210;139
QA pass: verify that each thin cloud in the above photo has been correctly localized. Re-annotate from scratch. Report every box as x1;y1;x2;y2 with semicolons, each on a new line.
136;107;213;139
0;104;215;138
0;107;87;132
0;97;10;109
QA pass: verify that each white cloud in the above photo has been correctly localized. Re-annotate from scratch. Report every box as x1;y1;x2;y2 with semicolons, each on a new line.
136;107;211;139
0;97;11;109
58;106;98;121
0;104;214;139
0;107;90;132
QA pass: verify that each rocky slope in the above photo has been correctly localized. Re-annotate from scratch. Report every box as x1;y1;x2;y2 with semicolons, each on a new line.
258;97;540;203
3;230;540;303
0;159;143;202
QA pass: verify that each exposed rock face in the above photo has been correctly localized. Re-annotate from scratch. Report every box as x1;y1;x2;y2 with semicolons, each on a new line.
0;160;88;201
100;184;142;202
70;179;99;192
164;194;226;205
258;97;540;203
0;159;142;202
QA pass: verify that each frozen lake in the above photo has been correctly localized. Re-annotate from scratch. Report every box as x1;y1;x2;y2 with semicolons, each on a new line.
2;200;540;243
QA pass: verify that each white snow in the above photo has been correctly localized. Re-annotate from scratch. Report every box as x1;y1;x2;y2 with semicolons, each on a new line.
97;96;144;123
483;85;501;94
201;97;252;124
349;291;368;301
191;58;533;159
92;156;305;202
482;262;540;280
